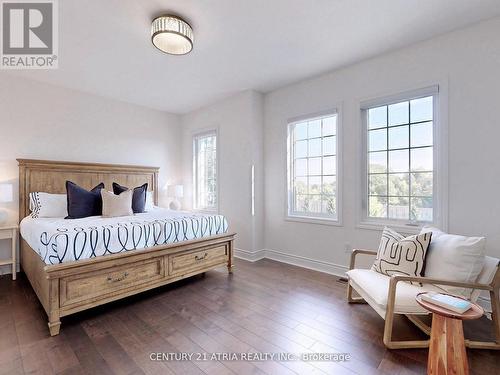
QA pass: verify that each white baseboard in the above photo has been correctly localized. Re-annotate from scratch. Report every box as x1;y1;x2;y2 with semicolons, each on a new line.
234;247;348;277
264;248;348;277
0;263;20;276
234;248;266;262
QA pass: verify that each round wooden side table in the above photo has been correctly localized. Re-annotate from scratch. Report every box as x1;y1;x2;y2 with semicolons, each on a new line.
416;292;484;375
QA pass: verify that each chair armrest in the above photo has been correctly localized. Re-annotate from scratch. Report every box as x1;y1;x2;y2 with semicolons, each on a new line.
389;275;493;292
349;249;377;270
385;274;493;318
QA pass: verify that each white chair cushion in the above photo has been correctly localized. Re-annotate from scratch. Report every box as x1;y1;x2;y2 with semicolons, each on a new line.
420;226;486;297
347;269;446;316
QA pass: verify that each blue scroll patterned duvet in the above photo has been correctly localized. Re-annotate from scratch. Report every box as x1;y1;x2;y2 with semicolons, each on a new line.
20;208;228;265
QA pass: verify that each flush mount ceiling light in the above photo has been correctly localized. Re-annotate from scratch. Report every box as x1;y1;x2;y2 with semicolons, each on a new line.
151;15;193;55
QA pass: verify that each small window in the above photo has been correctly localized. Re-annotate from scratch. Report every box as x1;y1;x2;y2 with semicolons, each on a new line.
362;90;437;225
193;131;217;211
287;113;339;222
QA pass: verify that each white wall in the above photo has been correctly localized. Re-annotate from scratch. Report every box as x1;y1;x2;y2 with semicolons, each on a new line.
263;17;500;273
2;17;499;281
0;75;181;274
180;90;264;254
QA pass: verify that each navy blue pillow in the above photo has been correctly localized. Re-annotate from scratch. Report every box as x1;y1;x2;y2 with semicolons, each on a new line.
112;182;147;213
65;181;105;219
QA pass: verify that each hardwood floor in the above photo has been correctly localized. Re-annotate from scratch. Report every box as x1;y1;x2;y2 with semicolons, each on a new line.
0;258;498;375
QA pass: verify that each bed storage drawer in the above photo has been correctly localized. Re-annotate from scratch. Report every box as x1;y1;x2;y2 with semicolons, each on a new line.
60;257;165;307
169;244;228;276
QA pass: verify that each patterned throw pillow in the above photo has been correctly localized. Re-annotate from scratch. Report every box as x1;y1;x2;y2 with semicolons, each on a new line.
29;192;68;218
372;227;432;282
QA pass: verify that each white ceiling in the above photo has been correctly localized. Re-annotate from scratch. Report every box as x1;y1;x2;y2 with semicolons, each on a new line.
5;0;500;114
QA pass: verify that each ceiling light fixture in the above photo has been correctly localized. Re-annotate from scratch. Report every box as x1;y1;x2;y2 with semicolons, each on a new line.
151;15;193;55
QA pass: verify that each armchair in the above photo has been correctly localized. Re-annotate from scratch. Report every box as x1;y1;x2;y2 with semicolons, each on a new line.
346;249;500;349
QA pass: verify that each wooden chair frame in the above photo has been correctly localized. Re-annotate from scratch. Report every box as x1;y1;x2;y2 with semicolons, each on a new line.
347;249;500;350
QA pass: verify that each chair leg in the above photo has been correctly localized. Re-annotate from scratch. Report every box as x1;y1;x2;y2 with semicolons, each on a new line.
491;288;500;345
383;310;430;349
465;340;500;350
467;288;500;349
466;288;500;349
346;281;366;303
383;282;429;349
464;288;500;350
383;306;395;347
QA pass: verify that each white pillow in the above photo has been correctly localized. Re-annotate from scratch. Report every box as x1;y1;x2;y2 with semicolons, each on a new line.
420;226;486;297
145;191;156;211
101;190;133;218
29;192;67;218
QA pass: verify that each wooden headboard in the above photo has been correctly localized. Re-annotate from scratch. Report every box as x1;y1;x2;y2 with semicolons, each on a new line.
17;159;159;221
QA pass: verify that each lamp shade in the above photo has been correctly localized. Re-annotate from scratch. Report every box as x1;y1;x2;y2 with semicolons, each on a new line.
151;15;193;55
0;184;13;203
167;185;184;198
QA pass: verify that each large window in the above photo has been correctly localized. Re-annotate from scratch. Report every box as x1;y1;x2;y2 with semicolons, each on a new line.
287;113;339;222
363;90;437;224
193;131;217;211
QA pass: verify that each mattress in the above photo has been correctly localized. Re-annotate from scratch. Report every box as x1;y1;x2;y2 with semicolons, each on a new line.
20;208;228;265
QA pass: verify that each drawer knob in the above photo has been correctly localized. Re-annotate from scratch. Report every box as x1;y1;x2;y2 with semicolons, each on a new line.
195;252;208;261
107;272;129;283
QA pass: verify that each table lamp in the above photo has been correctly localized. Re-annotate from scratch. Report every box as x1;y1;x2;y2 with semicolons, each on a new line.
0;183;13;224
167;185;184;210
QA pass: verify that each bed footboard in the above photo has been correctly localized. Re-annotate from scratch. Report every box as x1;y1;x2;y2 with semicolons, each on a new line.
21;233;235;336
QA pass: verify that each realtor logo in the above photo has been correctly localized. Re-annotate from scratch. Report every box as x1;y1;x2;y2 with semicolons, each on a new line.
1;0;58;69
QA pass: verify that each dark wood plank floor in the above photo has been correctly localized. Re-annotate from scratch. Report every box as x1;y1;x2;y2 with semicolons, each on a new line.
0;258;498;375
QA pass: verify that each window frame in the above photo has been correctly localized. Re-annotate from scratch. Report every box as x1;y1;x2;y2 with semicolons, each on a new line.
192;129;219;213
358;85;447;232
285;108;343;226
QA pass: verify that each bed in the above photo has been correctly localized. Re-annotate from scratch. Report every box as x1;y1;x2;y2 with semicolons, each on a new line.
17;159;235;336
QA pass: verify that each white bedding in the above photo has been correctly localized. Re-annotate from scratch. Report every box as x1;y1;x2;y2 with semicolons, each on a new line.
20;208;228;265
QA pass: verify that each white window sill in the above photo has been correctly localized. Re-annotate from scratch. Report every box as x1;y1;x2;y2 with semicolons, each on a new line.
356;221;424;234
286;215;342;227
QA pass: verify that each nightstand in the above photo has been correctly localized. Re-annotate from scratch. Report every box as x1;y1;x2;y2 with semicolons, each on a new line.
0;225;18;280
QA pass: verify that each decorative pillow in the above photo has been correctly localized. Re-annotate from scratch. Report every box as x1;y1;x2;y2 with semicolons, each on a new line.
372;227;432;282
112;182;148;213
29;192;67;218
420;226;486;297
101;190;133;218
65;181;105;219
